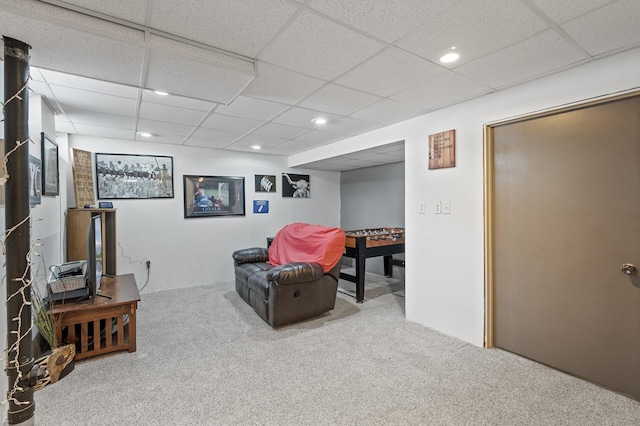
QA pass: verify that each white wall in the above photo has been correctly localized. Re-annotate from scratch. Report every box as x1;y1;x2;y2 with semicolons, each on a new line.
295;47;640;347
67;136;341;293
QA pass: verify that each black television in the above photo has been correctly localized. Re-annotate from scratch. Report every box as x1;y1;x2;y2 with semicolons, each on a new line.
86;214;103;299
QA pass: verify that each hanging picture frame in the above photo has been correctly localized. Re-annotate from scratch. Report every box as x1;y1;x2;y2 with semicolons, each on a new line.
41;132;59;196
282;173;310;198
183;175;245;218
29;155;42;205
95;153;174;199
72;148;95;207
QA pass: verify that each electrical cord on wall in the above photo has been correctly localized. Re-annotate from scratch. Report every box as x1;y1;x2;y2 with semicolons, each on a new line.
117;241;150;292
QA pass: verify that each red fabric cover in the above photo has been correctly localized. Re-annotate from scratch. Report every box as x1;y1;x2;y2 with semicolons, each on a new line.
268;223;346;272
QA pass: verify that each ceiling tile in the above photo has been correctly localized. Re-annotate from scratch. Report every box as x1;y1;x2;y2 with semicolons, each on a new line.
291;130;343;144
259;10;385;80
456;30;587;89
228;134;288;149
396;0;548;66
65;108;135;129
190;127;244;143
135;133;186;145
50;85;138;116
271;107;341;129
138;101;208;126
531;0;614;24
242;62;326;105
251;123;308;139
73;123;134;139
348;99;425;125
201;114;263;133
145;46;255;105
141;90;215;112
391;72;491;110
149;0;299;57
183;136;236;150
561;0;640;56
54;119;77;134
39;68;140;98
298;84;380;116
306;0;459;43
136;119;195;137
0;11;145;86
336;47;446;97
52;0;150;25
321;117;380;135
214;96;289;121
271;139;326;154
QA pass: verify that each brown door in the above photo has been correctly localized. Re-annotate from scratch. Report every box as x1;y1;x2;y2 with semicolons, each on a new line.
491;95;640;399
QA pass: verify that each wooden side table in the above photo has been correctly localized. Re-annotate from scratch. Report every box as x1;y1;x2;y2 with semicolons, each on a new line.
49;274;141;361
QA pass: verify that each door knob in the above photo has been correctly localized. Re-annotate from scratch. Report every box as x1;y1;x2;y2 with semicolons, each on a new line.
621;263;637;275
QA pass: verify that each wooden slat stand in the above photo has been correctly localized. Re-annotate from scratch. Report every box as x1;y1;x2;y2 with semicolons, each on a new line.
50;274;140;361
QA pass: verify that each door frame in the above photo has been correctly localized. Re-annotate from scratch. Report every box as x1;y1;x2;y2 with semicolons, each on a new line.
483;89;640;348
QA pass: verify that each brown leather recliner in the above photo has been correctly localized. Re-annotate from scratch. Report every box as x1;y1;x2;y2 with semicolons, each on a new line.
233;249;341;327
232;223;345;327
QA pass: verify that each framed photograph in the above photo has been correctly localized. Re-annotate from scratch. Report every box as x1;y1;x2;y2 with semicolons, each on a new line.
72;148;95;207
29;155;42;205
282;173;310;198
184;175;245;218
96;153;174;199
255;174;276;192
41;132;59;196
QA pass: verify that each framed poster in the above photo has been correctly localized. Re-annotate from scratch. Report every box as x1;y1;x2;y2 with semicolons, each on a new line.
282;173;310;198
184;175;245;218
95;153;174;199
29;155;42;205
72;148;95;207
428;129;456;169
255;174;276;192
41;132;59;196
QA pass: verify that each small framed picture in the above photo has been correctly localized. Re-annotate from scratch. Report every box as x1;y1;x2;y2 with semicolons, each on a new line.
255;174;276;192
184;175;245;218
29;155;42;205
282;173;310;198
41;132;59;196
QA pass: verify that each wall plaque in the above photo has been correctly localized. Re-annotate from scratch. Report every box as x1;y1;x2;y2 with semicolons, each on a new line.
72;148;95;207
428;129;456;170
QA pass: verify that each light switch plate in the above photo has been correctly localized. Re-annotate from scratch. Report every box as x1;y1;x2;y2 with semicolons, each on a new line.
443;201;451;214
418;201;426;214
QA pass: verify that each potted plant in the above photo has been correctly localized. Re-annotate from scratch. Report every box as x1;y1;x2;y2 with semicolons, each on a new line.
31;284;75;389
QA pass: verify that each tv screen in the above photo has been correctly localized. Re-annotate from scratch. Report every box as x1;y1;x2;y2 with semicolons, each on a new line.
87;214;103;298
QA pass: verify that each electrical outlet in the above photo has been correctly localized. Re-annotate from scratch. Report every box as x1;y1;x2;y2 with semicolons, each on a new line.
434;201;442;214
418;201;426;214
146;260;151;268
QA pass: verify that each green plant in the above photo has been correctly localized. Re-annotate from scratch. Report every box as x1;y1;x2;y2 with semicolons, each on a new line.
31;284;58;349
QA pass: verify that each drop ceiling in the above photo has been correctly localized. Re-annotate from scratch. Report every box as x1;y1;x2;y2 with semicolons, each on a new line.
1;0;639;171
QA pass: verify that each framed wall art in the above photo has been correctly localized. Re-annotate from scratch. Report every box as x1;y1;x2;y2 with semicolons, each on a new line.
428;129;456;170
95;153;174;199
29;155;42;205
41;132;59;196
72;148;95;207
184;175;245;218
282;173;310;198
255;174;276;192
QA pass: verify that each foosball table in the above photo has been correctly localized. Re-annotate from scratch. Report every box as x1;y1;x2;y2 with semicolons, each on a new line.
340;228;405;303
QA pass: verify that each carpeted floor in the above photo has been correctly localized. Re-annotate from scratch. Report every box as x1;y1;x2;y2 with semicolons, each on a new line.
34;273;640;425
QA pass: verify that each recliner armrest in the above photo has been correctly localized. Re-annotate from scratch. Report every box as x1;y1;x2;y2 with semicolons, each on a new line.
267;262;324;285
232;247;269;265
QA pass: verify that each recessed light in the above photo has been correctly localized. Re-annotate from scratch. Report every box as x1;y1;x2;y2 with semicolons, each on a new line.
312;117;327;125
137;132;152;137
440;47;460;64
250;145;261;150
154;90;169;96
